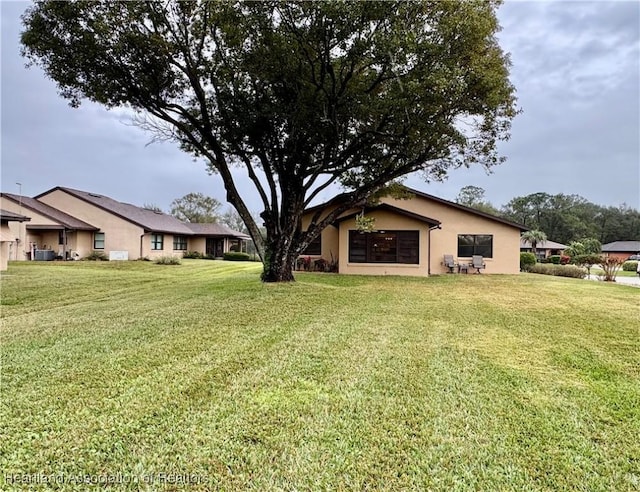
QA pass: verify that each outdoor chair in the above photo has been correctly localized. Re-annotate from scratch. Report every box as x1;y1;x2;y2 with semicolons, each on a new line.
471;255;486;273
443;254;456;273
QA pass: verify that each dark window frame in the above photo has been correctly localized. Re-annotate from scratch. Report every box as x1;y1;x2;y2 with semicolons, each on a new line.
348;230;419;264
457;234;493;258
93;232;105;250
173;235;188;251
151;234;164;251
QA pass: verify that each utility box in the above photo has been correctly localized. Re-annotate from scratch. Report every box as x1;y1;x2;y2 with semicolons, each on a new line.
34;250;55;261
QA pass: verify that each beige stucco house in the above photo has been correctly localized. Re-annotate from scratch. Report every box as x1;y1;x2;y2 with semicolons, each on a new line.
0;187;249;262
0;209;31;271
301;188;527;276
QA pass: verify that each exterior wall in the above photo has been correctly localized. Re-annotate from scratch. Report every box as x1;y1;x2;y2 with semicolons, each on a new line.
0;240;8;271
1;222;11;270
338;210;429;276
381;196;521;274
38;190;146;259
140;233;190;259
190;237;206;254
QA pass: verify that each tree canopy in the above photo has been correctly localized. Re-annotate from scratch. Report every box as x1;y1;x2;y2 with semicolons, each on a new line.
170;192;221;223
21;0;517;281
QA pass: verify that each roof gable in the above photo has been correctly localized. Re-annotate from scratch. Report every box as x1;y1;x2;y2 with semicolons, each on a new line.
304;187;528;231
1;193;96;230
334;203;441;227
36;187;194;235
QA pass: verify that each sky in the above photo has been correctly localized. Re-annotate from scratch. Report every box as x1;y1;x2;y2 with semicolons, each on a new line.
1;1;639;214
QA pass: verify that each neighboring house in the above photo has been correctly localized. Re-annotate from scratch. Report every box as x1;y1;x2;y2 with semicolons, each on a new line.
0;209;30;271
185;223;250;257
601;241;640;261
0;187;248;261
520;239;566;259
301;187;527;276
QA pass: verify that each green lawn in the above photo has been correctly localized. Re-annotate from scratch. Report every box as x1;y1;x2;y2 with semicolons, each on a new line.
1;261;638;490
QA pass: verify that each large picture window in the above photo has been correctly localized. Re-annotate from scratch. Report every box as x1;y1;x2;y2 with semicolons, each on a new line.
349;230;419;264
457;234;493;258
93;232;105;250
173;236;187;251
151;234;164;251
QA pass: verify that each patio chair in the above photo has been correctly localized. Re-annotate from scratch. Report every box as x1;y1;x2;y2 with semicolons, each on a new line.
443;254;456;273
471;255;486;274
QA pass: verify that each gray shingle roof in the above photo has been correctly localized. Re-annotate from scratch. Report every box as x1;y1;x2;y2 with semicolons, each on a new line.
1;193;96;230
184;222;250;239
602;241;640;253
38;187;194;235
520;239;567;249
0;208;31;222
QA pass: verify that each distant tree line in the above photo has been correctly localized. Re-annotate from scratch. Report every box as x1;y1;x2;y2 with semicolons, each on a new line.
456;186;640;244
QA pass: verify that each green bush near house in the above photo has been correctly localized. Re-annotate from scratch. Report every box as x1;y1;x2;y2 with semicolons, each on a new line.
528;263;587;279
83;251;108;261
154;256;181;265
182;251;205;259
223;251;251;261
519;252;536;272
548;255;561;265
622;261;638;272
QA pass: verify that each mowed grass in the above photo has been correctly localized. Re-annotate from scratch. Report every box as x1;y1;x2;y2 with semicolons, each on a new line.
1;261;639;491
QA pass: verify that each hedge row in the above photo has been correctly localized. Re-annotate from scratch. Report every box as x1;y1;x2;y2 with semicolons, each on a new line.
528;263;587;279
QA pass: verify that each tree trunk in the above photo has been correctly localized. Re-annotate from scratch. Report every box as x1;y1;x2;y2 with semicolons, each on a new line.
261;240;297;282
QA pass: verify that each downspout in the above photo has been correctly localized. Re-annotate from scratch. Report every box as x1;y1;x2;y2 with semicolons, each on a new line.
140;233;145;259
427;224;442;275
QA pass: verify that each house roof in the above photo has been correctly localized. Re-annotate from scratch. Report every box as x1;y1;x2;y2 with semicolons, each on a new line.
184;222;251;239
1;193;96;230
36;187;194;235
334;203;441;227
0;208;31;222
602;241;640;253
305;186;528;231
520;239;567;249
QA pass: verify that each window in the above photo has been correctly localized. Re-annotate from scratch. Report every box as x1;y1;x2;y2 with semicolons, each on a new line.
58;230;67;245
173;236;187;251
151;234;164;250
348;230;419;264
457;234;493;258
93;232;105;250
302;234;322;255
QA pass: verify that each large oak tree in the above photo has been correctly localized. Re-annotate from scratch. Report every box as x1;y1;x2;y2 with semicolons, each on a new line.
21;1;517;281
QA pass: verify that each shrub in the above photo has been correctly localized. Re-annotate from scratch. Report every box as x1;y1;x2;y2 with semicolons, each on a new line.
182;251;204;259
154;256;181;265
560;255;571;265
598;256;626;281
520;252;536;272
84;251;108;261
528;263;587;279
548;255;561;265
572;254;603;276
223;252;251;261
622;261;638;272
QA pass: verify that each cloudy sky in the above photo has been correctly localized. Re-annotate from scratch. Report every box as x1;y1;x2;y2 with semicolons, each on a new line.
1;1;639;214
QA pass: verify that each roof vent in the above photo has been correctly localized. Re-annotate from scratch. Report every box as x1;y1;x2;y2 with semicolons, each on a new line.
88;193;102;198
